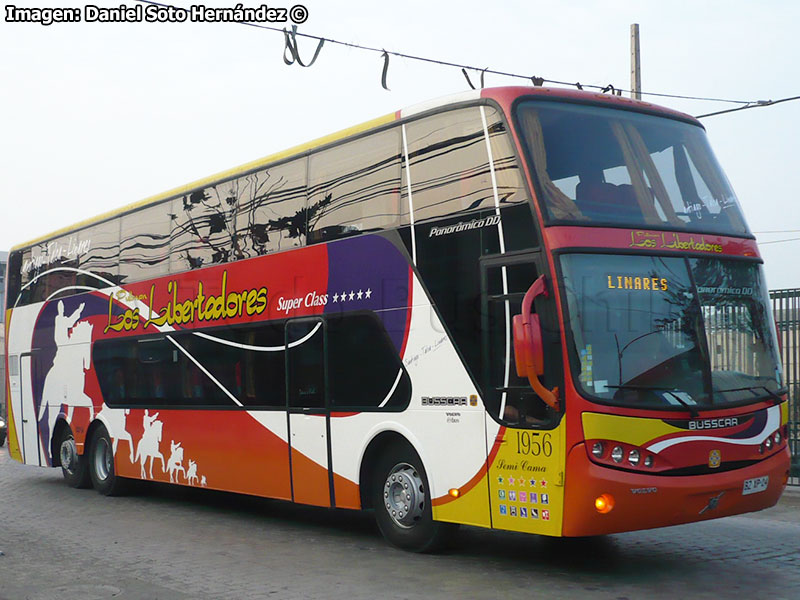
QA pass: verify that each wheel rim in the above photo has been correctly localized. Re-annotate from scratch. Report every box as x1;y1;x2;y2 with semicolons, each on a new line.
94;437;112;482
383;462;425;528
60;436;78;475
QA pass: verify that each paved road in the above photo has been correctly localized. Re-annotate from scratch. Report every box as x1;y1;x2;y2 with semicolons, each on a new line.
1;450;799;600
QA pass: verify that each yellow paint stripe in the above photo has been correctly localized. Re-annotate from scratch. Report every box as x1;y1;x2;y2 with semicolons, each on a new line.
12;112;397;251
582;412;685;447
4;312;23;462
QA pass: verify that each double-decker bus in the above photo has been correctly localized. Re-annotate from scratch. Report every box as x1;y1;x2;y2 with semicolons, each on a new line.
4;86;790;551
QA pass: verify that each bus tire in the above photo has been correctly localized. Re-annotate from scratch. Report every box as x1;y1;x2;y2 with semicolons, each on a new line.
372;443;458;553
57;425;91;489
88;426;128;496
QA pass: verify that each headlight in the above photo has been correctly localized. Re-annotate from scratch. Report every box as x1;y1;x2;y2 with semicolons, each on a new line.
0;418;5;428
611;446;624;463
628;449;641;466
591;441;605;458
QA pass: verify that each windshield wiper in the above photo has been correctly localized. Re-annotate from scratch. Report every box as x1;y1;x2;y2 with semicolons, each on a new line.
605;385;700;418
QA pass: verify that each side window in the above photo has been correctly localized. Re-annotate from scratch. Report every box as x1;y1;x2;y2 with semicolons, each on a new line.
170;188;237;273
483;108;538;252
95;334;240;408
95;322;290;409
77;220;121;289
17;222;121;306
327;313;410;409
307;128;403;243
286;319;325;409
120;204;171;283
184;324;287;408
6;250;23;308
234;158;309;258
403;107;495;222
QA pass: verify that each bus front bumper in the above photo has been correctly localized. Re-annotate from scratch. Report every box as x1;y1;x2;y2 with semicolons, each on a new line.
562;443;791;537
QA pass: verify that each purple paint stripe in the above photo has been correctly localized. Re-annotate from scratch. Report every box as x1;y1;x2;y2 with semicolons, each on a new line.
325;235;411;353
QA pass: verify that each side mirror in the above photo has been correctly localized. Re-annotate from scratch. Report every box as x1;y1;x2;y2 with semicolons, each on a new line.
512;275;560;411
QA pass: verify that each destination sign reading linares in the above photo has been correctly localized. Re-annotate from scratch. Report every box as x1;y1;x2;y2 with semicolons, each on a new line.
105;271;268;334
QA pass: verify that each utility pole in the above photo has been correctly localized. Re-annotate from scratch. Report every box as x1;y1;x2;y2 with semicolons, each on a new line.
630;23;641;100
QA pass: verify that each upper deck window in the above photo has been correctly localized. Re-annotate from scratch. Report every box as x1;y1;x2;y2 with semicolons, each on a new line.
516;100;750;236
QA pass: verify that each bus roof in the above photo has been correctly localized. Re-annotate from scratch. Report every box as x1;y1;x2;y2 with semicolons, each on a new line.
11;86;697;251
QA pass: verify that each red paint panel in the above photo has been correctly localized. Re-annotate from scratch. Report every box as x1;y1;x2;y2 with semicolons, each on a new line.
100;244;330;341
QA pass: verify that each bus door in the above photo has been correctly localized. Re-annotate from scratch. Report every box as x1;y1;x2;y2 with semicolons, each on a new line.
480;252;565;535
14;353;43;466
286;318;333;507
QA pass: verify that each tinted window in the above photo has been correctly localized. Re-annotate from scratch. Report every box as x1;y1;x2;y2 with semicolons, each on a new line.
517;101;749;235
308;129;403;243
402;107;496;222
327;313;410;409
120;205;171;282
95;322;288;408
287;319;325;409
234;158;309;258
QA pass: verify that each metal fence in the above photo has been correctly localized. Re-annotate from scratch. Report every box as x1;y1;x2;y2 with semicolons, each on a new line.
771;288;800;485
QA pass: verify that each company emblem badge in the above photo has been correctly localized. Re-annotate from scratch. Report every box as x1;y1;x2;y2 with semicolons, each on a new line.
708;449;721;469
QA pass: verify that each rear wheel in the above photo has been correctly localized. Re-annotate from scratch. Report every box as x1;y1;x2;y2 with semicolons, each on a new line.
57;426;91;489
89;426;128;496
372;443;458;552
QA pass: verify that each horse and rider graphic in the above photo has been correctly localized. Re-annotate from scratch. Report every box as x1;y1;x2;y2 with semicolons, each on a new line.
36;298;206;488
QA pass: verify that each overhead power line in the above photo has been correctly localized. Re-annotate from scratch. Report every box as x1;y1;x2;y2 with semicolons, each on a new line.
133;0;796;117
758;237;800;245
696;95;800;118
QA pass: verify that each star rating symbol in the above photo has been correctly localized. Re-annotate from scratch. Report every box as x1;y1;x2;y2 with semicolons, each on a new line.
508;477;515;486
331;288;373;303
529;479;537;487
497;476;503;485
518;479;526;488
540;480;548;488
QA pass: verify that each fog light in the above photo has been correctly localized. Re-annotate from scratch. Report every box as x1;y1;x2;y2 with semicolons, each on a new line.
592;441;605;458
773;431;781;445
611;446;624;463
644;455;654;468
628;449;640;466
595;493;615;514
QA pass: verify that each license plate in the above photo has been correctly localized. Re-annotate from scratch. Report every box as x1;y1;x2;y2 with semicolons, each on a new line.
742;476;769;496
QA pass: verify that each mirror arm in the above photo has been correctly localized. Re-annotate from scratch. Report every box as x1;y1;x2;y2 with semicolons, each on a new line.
519;275;560;412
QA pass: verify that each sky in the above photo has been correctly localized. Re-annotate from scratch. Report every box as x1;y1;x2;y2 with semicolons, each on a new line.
1;0;798;288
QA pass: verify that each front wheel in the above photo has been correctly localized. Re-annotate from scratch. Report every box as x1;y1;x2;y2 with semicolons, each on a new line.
372;443;458;552
89;426;128;496
57;426;91;489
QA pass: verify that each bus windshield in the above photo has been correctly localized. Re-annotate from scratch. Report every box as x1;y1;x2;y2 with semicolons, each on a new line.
516;100;750;236
560;254;783;410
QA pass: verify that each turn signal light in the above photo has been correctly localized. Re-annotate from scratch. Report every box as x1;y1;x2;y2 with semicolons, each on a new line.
449;488;460;498
595;493;615;514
